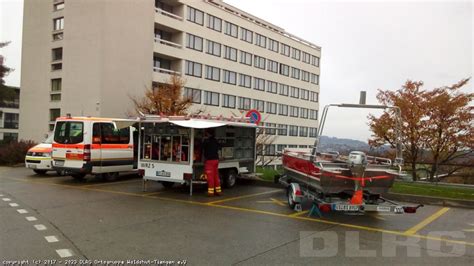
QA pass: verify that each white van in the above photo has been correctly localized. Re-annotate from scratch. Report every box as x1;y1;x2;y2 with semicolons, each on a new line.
51;116;137;180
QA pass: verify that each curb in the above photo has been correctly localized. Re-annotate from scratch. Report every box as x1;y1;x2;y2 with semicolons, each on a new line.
384;192;474;209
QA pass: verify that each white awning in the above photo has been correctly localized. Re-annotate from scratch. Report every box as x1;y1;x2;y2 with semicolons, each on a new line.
170;120;226;129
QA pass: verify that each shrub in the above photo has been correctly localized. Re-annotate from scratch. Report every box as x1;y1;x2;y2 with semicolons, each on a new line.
0;140;37;165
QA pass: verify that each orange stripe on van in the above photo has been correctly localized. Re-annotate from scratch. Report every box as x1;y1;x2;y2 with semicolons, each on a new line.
53;143;132;149
29;148;52;153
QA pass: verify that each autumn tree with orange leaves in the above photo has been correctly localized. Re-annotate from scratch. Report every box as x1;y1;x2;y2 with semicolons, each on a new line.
368;79;473;181
131;75;192;116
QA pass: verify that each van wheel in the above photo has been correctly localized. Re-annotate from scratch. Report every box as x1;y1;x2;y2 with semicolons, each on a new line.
287;186;296;209
104;172;119;182
71;173;86;180
224;169;237;188
33;169;47;175
161;181;174;188
56;170;66;176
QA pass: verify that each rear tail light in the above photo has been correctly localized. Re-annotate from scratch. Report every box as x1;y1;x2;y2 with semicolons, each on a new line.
295;189;303;196
138;169;145;176
83;144;91;162
319;204;332;213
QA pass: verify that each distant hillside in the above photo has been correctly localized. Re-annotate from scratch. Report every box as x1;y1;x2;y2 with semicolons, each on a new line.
318;136;392;155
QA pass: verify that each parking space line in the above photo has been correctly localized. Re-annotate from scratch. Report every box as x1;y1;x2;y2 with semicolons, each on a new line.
2;198;11;201
404;207;450;236
45;236;59;243
9;203;19;207
142;191;165;196
207;189;281;204
82;179;140;188
6;176;474;248
17;209;28;214
56;249;74;258
34;224;47;231
288;210;309;217
26;216;37;221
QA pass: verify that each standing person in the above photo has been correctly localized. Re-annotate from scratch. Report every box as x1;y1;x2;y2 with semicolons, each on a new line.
202;129;221;196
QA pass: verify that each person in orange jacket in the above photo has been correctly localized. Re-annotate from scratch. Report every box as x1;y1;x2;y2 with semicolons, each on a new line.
202;129;221;196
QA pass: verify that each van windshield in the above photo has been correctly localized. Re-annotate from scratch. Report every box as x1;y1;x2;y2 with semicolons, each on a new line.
54;121;84;144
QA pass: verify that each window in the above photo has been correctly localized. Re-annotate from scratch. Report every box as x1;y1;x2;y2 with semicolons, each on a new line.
224;21;238;38
266;102;277;114
265;144;276;155
54;2;64;11
310;91;319;102
255;33;266;48
222;94;236;108
53;32;63;41
301;89;309;100
53;17;64;31
267;60;278;73
186;34;203;51
3;132;18;142
252;99;265;112
50;108;61;122
288;144;297;148
289;125;298;136
241;28;253;43
267;81;277;94
291;67;300;80
290;87;300;98
206;40;221;57
153;57;171;70
290;106;299;117
184;87;201;103
278;125;288;136
204;91;219;106
3;113;19;129
279;64;289;76
281;44;290;56
277;144;288;152
268;38;279;52
224;46;237;61
240;51;252;65
309;127;318;138
207;14;222;32
291;47;301;60
311;73;320;85
254;55;266;69
187;7;204;25
223;70;237;85
310;109;318;120
239;74;251;88
299;126;308;137
185;61;202;77
300;108;309;119
54;121;83;144
278;104;288;116
93;123;130;144
51;79;61;91
311;55;320;67
51;63;62;71
205;65;220;81
302;70;310;82
265;123;277;135
279;84;289;96
238;97;251;110
302;52;311;64
50;94;61;101
253;78;265;91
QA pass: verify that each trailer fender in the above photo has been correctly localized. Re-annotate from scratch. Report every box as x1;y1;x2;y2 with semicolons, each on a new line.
288;183;304;204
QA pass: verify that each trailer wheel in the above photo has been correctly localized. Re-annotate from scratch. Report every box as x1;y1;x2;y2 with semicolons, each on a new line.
161;181;174;188
223;169;237;188
71;173;86;180
287;186;296;209
33;169;47;175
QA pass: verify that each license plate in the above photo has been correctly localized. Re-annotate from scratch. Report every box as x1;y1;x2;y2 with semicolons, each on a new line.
377;206;391;212
28;164;37;169
54;160;64;167
334;204;360;211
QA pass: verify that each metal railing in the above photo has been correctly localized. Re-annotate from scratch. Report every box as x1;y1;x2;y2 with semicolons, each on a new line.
155;8;183;21
154;38;182;49
153;67;181;76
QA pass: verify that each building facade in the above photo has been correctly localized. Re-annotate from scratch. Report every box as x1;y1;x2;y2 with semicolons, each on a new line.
20;0;321;165
0;86;20;142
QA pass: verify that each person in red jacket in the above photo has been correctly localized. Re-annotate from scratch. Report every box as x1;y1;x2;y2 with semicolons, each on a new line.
202;129;221;196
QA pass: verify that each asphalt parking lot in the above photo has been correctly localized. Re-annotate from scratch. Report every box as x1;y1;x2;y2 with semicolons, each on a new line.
1;166;474;265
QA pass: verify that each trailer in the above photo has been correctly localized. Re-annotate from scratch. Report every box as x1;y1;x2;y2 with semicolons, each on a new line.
136;115;258;195
279;102;423;216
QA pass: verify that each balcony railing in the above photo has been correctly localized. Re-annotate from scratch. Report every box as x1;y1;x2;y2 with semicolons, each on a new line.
154;38;182;49
153;67;181;76
155;8;183;21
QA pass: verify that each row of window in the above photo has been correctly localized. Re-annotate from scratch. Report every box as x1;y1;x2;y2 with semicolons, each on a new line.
185;61;319;102
186;7;320;67
260;144;314;156
183;87;318;120
185;33;320;85
261;123;318;138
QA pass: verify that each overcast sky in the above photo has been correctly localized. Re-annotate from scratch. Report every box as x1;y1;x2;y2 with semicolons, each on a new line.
1;0;472;141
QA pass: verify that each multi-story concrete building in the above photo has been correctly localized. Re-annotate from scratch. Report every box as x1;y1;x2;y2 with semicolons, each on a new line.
20;0;321;166
0;86;20;142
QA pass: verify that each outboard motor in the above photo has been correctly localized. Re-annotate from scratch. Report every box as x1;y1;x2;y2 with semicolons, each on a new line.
347;151;367;177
